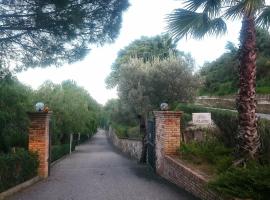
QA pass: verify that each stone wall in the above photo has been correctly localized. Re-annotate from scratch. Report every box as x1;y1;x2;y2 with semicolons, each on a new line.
163;156;223;200
196;95;270;114
107;127;142;161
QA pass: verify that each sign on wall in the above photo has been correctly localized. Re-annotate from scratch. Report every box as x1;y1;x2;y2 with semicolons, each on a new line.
192;113;212;125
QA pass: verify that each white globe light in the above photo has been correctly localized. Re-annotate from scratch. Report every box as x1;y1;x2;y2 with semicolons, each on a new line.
35;102;44;112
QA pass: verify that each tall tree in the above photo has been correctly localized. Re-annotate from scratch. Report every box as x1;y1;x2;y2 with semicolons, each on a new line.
116;56;199;162
0;0;129;70
106;34;193;88
35;80;100;144
167;0;270;162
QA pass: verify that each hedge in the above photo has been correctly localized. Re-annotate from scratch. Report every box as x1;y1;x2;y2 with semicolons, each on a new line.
176;103;270;162
51;144;74;162
0;149;39;193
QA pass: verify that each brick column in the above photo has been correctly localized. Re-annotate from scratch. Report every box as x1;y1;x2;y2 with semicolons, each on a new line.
28;112;52;178
154;111;182;175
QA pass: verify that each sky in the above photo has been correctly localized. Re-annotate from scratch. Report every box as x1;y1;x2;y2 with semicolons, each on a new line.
17;0;244;105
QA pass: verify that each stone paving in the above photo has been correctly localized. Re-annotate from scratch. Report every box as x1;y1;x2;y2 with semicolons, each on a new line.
8;130;198;200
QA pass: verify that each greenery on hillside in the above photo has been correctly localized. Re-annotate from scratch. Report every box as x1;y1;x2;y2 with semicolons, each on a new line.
199;29;270;96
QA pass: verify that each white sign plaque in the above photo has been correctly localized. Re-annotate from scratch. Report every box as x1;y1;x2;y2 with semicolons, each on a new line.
192;113;212;125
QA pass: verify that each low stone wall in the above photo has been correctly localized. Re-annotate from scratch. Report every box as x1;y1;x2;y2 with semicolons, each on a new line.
107;127;142;161
162;156;223;200
196;95;270;114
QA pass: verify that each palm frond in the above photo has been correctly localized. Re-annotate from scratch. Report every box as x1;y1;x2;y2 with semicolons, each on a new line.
184;0;207;11
166;9;227;41
203;0;223;17
256;6;270;29
208;17;227;35
184;0;223;17
225;0;265;19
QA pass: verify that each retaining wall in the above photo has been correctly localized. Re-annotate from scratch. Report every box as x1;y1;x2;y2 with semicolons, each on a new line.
196;95;270;114
162;156;223;200
107;127;142;161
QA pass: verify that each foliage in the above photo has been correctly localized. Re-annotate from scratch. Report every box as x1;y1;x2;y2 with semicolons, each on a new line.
112;123;142;139
106;34;192;89
179;139;233;173
0;76;33;153
167;1;270;41
0;149;39;192
51;144;71;162
167;0;270;160
209;163;270;200
117;56;199;117
35;80;101;144
103;99;137;127
199;29;270;96
258;119;270;163
0;0;129;70
176;103;270;162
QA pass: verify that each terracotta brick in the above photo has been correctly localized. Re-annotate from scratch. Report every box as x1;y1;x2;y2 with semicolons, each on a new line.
28;112;52;179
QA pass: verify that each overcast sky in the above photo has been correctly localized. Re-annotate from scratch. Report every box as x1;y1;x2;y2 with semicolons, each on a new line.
17;0;248;105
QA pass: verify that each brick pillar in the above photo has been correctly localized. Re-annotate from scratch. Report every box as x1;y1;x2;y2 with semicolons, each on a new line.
154;111;182;175
28;112;52;178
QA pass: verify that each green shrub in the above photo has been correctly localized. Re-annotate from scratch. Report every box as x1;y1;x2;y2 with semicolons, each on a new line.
256;86;270;94
179;139;233;173
112;123;129;138
176;103;238;147
0;149;39;192
79;134;90;143
258;119;270;163
176;103;270;162
209;163;270;200
51;144;70;162
127;126;142;139
181;113;192;130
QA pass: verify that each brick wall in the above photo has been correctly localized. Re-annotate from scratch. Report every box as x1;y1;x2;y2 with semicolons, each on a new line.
28;112;52;178
154;111;224;200
163;156;223;200
107;127;142;161
154;111;182;175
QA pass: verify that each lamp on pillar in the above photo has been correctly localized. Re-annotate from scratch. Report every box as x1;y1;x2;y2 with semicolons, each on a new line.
28;103;52;178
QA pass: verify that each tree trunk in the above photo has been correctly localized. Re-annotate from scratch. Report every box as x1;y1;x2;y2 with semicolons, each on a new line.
139;115;147;163
236;15;261;161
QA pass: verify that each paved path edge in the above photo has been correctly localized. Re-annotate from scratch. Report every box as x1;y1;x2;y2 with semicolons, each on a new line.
0;177;42;200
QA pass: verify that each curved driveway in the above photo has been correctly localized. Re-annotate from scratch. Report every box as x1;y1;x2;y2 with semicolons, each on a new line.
8;130;197;200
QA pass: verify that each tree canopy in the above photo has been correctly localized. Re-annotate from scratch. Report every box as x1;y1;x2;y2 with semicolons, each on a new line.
106;34;194;89
0;0;129;70
35;80;101;144
0;76;101;153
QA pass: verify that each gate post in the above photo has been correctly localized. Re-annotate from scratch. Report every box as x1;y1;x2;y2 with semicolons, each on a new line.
154;111;182;175
28;112;52;178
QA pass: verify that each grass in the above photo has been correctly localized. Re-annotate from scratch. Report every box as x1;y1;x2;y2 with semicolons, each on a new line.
178;139;233;176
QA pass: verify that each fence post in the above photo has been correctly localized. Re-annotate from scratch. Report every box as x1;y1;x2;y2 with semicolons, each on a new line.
69;133;73;154
28;111;52;178
153;111;182;176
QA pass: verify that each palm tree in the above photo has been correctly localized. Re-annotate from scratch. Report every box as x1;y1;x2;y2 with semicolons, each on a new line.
167;0;270;162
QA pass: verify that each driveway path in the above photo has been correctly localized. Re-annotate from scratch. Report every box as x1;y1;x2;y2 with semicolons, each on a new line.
8;130;197;200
